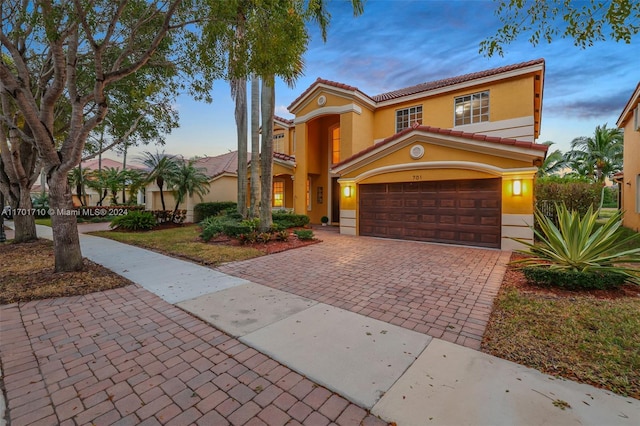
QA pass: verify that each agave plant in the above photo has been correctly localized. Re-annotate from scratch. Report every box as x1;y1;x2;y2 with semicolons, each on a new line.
512;204;640;285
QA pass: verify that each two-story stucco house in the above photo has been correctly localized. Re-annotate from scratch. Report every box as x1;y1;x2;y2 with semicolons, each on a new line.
271;59;548;250
616;83;640;232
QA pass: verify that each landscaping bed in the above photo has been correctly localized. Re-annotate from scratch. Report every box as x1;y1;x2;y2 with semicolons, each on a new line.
0;239;131;304
482;253;640;399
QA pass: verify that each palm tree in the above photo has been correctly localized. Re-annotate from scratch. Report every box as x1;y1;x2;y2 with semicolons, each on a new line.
167;159;210;217
535;141;565;177
565;124;623;183
68;166;91;206
139;150;178;211
124;169;148;204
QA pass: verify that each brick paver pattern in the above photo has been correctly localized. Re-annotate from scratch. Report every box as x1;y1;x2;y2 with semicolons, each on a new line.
0;285;387;426
219;229;510;350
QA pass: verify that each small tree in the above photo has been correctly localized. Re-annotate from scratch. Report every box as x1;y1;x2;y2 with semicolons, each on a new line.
139;151;179;211
167;160;210;217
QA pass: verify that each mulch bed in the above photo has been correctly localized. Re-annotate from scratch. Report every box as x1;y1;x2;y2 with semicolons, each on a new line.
505;253;640;300
206;232;320;254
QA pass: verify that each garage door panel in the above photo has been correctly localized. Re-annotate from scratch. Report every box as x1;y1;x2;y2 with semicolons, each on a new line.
359;178;501;248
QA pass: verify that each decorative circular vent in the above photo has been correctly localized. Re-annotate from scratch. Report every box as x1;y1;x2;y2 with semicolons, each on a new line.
317;95;327;106
410;144;425;160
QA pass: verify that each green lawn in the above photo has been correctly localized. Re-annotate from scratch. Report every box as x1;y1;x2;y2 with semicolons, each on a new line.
91;224;264;266
483;283;640;399
484;224;640;399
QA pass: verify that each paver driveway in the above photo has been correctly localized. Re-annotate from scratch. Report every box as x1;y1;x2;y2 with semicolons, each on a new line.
218;228;510;350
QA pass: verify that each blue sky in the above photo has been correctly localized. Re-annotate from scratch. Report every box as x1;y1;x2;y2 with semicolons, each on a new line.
126;0;639;161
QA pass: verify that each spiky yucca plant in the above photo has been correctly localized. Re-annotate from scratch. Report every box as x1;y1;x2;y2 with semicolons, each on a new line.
512;204;640;285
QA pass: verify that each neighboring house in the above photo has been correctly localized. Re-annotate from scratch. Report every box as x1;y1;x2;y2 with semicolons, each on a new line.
145;151;238;222
77;158;145;207
270;59;548;250
615;82;640;232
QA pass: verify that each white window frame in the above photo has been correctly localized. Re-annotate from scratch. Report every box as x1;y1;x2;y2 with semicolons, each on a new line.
395;105;423;133
454;91;489;126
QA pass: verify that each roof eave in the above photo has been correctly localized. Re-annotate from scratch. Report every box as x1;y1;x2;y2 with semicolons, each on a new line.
616;82;640;127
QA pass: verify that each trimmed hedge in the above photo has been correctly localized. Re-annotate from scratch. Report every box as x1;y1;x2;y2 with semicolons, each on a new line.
522;267;627;290
193;202;238;223
272;212;310;229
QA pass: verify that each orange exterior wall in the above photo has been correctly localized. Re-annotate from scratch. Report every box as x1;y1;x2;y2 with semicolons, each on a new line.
372;76;535;139
621;112;640;231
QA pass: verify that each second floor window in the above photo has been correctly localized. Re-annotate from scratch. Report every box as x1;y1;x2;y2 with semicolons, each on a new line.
455;91;489;126
273;133;285;153
396;105;423;132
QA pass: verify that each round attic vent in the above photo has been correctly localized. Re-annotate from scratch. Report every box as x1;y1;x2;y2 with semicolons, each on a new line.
317;95;327;106
410;144;425;160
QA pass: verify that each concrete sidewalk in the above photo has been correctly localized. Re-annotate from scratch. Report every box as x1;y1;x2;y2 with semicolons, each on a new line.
3;223;639;425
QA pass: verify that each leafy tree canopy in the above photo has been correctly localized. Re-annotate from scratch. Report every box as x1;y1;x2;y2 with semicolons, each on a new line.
481;0;640;56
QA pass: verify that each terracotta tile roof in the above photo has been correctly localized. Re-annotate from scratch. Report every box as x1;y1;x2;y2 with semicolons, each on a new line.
332;125;548;170
372;59;545;102
288;78;373;110
289;59;545;111
193;151;238;179
273;152;296;162
274;115;294;126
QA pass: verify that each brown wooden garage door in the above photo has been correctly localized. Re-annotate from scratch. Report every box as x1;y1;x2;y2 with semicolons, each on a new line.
359;178;502;248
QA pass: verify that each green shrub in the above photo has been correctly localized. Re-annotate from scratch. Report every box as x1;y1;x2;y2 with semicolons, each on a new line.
193;202;238;223
522;267;626;290
200;215;235;242
240;217;261;232
275;230;289;241
223;223;254;238
511;204;640;287
272;212;310;229
535;178;601;229
110;210;156;231
256;232;272;243
293;229;314;240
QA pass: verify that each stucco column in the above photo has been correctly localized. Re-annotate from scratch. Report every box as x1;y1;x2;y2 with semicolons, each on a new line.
293;122;308;214
337;179;357;235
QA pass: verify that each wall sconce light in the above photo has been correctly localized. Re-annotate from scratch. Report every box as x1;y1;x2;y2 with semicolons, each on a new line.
513;179;522;196
343;186;352;198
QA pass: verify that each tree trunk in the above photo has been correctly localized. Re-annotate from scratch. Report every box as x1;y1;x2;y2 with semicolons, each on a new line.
12;187;37;243
122;143;128;204
48;169;83;272
158;177;166;211
234;78;248;218
249;75;260;218
259;78;275;231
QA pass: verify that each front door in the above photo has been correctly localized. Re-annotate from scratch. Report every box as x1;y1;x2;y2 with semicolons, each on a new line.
331;177;340;224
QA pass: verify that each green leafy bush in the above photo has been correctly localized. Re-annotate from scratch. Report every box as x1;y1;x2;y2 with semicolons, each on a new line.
272;212;310;228
200;215;236;242
522;267;627;290
535;178;601;229
110;210;156;231
275;230;289;241
512;204;640;287
193;202;237;223
223;223;254;238
256;232;272;243
293;229;314;240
